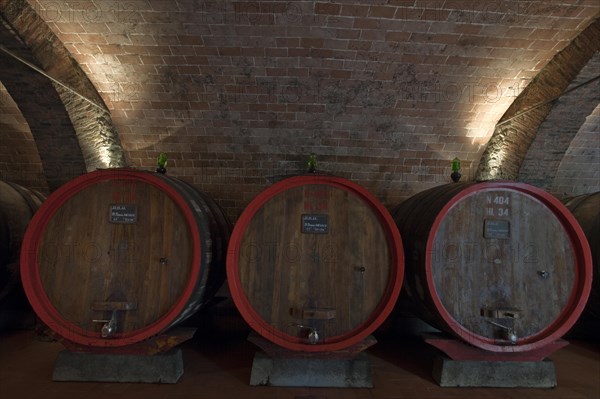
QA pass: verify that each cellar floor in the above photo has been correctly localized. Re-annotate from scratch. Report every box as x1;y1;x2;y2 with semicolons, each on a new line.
1;323;599;399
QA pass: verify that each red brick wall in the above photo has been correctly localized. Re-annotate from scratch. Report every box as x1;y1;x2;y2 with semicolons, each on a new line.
1;1;599;219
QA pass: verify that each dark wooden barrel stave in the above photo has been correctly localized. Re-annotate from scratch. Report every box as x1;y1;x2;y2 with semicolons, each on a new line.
20;169;230;347
0;181;45;302
564;192;599;318
393;181;592;352
227;175;404;352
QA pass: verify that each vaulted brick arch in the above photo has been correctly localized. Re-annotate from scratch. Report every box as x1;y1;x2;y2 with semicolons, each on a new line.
0;18;84;191
477;17;600;181
0;0;126;190
0;82;48;192
551;103;600;197
519;51;600;196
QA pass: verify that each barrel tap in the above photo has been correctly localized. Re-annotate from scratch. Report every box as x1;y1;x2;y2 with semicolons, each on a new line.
290;323;320;344
486;320;518;345
92;310;118;338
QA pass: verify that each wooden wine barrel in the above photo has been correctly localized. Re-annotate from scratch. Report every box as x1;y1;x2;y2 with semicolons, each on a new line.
0;181;45;303
227;175;404;352
564;192;599;318
20;169;230;347
393;181;592;353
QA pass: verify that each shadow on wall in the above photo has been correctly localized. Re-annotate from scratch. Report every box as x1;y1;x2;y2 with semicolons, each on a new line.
133;121;475;222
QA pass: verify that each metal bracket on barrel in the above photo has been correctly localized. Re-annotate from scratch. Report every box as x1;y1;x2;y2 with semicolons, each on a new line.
290;307;337;320
480;308;521;319
290;323;320;344
91;301;137;338
288;308;337;345
480;307;521;345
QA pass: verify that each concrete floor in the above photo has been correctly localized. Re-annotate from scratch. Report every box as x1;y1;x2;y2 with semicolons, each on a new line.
1;321;599;399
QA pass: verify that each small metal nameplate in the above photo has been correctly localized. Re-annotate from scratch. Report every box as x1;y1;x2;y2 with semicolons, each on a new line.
302;214;328;234
109;204;137;224
484;219;510;239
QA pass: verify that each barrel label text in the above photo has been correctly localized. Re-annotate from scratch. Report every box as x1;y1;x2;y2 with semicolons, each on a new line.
109;204;137;224
301;214;328;234
485;193;511;218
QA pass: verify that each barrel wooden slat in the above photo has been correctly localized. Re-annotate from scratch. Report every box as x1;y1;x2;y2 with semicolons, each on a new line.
227;175;403;352
20;169;230;347
393;181;592;353
564;192;599;318
0;181;45;301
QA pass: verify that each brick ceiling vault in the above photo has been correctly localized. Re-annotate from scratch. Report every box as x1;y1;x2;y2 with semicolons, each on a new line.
0;15;86;190
551;102;600;196
0;0;126;187
0;1;599;217
519;51;600;194
476;17;600;181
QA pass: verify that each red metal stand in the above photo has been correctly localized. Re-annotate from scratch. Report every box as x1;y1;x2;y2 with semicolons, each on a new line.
248;332;376;359
424;334;569;362
48;327;196;356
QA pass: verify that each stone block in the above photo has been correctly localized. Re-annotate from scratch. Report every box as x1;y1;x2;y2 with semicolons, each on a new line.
52;348;184;384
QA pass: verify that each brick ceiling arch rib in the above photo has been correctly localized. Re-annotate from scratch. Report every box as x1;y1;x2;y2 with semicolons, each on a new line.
476;17;600;181
518;51;600;194
0;16;86;190
551;103;600;197
0;0;127;183
0;81;49;192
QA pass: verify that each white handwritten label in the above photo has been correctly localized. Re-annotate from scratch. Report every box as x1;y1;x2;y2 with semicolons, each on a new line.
301;214;329;234
109;204;137;224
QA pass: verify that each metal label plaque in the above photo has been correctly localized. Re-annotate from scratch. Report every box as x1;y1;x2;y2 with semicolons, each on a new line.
109;204;137;224
301;214;328;234
484;219;510;239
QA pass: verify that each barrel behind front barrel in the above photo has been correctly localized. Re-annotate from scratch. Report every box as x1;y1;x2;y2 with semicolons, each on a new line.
0;181;45;313
564;192;599;318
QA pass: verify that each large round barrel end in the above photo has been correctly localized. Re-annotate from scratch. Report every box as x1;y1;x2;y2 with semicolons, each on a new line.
20;169;230;348
394;181;593;353
227;175;404;352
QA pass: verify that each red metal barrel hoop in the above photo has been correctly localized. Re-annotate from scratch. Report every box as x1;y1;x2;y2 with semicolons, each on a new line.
227;175;404;352
394;181;592;352
20;169;229;347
